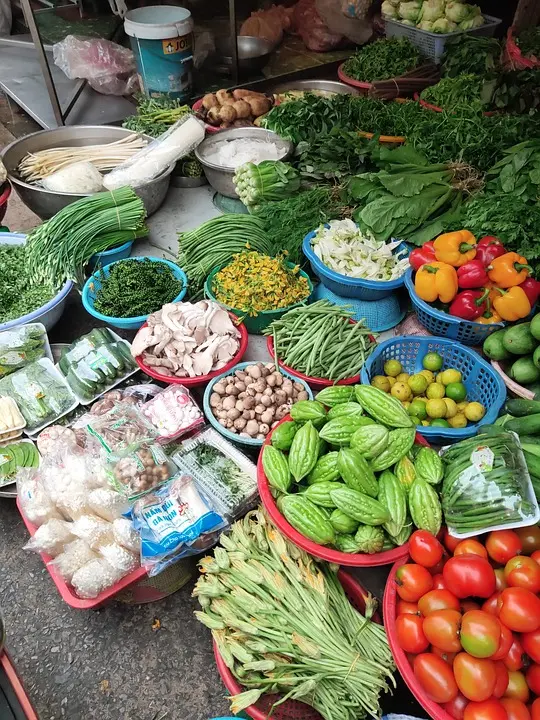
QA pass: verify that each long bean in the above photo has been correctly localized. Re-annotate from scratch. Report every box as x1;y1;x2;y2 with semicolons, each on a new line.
264;300;376;382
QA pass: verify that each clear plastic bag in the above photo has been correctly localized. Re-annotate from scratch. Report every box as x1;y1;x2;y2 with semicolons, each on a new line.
140;385;203;443
17;470;62;526
36;425;78;456
112;517;140;554
71;558;124;598
99;542;139;574
85;402;156;453
71;514;114;550
52;35;139;96
24;518;74;557
106;440;175;498
48;539;97;583
132;474;227;576
89;384;161;416
88;487;130;522
293;0;345;52
0;323;49;379
441;430;540;538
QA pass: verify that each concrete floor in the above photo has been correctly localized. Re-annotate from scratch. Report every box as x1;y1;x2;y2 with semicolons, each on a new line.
0;94;426;720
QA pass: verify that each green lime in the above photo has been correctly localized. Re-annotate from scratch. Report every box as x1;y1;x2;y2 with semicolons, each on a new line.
408;373;428;396
384;359;402;378
409;399;427;420
423;352;443;372
445;382;467;403
430;418;450;428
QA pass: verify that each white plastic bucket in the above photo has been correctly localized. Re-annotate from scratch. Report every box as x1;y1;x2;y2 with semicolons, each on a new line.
124;6;194;100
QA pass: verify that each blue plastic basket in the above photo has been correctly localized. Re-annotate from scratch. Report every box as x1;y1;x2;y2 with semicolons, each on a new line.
89;239;134;270
361;336;507;444
313;283;406;332
404;268;504;346
302;228;409;300
203;361;313;448
82;256;187;330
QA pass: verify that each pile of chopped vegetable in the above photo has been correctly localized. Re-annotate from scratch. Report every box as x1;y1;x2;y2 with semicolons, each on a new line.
310;219;409;281
93;258;184;318
341;38;423;82
0;245;55;325
420;74;494;112
211;251;310;314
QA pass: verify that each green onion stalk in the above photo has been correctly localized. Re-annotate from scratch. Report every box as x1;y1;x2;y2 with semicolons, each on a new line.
193;508;395;720
233;160;301;209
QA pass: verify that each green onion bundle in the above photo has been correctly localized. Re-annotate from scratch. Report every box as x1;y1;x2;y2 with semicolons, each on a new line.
177;214;273;291
194;508;394;720
25;187;147;288
233;160;301;208
264;300;377;382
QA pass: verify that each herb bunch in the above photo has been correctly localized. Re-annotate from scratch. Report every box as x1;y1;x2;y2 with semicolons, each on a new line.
293;128;373;182
123;95;191;137
341;37;422;82
515;27;540;58
441;35;501;78
420;74;494;112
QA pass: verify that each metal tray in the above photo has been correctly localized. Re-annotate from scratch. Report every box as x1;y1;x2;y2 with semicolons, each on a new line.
270;79;361;97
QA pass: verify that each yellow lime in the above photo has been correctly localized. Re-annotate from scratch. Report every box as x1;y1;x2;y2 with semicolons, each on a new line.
448;413;467;429
371;375;391;392
426;398;447;419
419;369;435;384
443;398;458;419
384;359;403;378
402;400;411;410
426;382;446;400
423;352;443;372
391;382;412;402
456;401;469;412
445;382;467;403
465;402;486;422
441;368;462;386
396;372;411;383
409;399;427;420
436;372;445;384
408;373;428;396
387;376;397;387
421;420;431;427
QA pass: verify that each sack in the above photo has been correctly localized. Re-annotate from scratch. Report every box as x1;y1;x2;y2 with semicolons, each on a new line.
294;0;345;52
502;27;540;72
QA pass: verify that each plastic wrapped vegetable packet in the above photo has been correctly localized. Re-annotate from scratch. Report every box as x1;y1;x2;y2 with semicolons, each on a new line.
141;385;203;442
0;324;49;378
441;430;540;538
132;474;226;576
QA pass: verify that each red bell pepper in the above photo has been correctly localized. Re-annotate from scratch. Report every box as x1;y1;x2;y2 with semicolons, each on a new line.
520;277;540;306
449;288;489;321
409;241;436;271
475;236;506;267
457;259;489;289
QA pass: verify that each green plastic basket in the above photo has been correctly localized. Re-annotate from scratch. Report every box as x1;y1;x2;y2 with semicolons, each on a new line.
204;262;313;335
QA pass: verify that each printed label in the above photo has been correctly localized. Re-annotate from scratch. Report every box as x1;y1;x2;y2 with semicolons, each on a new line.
471;446;494;473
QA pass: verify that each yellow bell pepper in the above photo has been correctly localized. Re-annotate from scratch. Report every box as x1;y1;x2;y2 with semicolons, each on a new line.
433;231;477;267
492;286;531;322
415;262;458;304
476;309;503;325
487;252;532;288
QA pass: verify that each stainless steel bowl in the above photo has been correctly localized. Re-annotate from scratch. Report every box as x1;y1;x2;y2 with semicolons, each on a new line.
1;126;173;220
195;127;293;199
270;79;361;96
214;36;275;74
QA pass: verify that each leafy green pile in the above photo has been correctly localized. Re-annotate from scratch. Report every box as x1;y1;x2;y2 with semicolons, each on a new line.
123;95;191;137
0;245;55;324
293;129;373;182
486;140;540;203
420;74;494;112
441;35;501;78
93;258;184;318
341;38;423;82
491;70;540;114
515;27;540;58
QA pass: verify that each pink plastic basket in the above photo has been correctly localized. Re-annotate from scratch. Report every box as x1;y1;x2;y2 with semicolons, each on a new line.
17;499;146;610
337;64;372;91
0;182;11;224
214;570;380;720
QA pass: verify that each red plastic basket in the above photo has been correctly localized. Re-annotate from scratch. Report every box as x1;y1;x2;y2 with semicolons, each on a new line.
192;99;222;134
337;64;372;91
1;650;39;720
134;313;248;387
257;414;429;567
0;181;11;224
384;557;453;720
214;570;381;720
16;499;146;610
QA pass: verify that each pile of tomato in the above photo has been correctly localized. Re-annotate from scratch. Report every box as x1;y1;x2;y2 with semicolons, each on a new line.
393;526;540;720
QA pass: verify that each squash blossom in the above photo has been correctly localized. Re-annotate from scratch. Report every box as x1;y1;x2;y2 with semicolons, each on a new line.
213;251;310;315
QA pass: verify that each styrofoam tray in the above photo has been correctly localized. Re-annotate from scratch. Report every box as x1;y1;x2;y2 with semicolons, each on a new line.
0;322;53;379
0;438;39;488
0;396;26;436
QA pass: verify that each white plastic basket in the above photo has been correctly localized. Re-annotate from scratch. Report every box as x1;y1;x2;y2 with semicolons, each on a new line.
384;14;501;62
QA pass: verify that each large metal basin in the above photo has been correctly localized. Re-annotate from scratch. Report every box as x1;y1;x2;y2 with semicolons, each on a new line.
1;126;172;219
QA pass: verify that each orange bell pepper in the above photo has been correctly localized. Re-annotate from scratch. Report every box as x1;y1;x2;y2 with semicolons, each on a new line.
433;231;477;267
415;262;458;304
492;286;531;321
476;309;503;325
487;252;532;288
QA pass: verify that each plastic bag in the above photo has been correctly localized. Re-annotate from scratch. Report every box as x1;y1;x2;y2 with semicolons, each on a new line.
502;27;540;72
17;470;62;526
53;35;139;96
141;385;203;443
441;430;540;538
106;440;175;498
89;384;161;416
36;425;79;456
132;474;227;576
103;115;205;190
24;518;74;557
85;402;157;453
293;0;345;52
49;539;97;583
99;542;139;574
71;514;114;550
316;0;372;44
71;558;124;598
0;324;49;378
112;517;140;554
88;487;130;522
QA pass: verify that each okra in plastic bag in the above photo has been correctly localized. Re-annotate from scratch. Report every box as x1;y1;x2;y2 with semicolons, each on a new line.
441;430;540;538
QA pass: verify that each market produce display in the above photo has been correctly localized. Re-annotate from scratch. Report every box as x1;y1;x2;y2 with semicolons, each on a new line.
0;441;39;486
264;301;377;383
194;508;395;719
195;89;273;129
382;0;486;33
233;160;300;208
341;37;423;82
200;135;287;170
293;129;371;182
484;315;540;388
420;74;493;112
0;324;50;377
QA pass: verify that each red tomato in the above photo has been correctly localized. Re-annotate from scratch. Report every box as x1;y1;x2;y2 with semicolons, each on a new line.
461;610;501;658
395;564;434;602
444;556;497;599
397;599;420;615
515;526;540;555
396;614;429;654
462;600;482;613
531;550;540;566
433;573;447;590
495;569;508;592
504;557;540;594
525;664;540;696
445;530;462;554
423;609;462;652
410;530;444;568
532;699;540;720
501;698;531;720
521;629;540;664
418;589;461;616
504;671;529;703
455;539;489;559
444;692;470;720
464;699;508;720
499;588;540;633
483;592;502;616
486;531;523;565
492;624;513;662
413;653;458;703
430;555;448;575
454;653;497;702
493;661;509;698
504;635;527;672
433;646;458;665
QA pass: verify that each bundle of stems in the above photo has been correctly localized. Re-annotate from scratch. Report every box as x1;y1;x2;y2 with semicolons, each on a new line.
25;187;147;288
18;135;146;181
369;63;440;100
194;508;394;720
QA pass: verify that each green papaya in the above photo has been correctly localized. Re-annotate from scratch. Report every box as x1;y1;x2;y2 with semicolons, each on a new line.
483;329;510;361
503;323;537;355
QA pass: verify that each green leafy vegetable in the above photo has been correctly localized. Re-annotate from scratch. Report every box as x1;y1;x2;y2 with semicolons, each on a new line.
491;70;540;114
341;38;423;82
0;325;47;377
0;245;55;325
293;129;373;182
486;140;540;204
420;74;495;112
441;35;501;78
122;94;191;137
233;160;300;208
515;27;540;58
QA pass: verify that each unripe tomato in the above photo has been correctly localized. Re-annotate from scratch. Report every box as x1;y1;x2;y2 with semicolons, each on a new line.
461;610;501;658
444;692;469;720
410;530;444;568
501;698;531;720
493;661;509;698
395;564;434;602
454;539;488;559
454;653;497;702
396;599;420;615
504;557;540;594
418;589;461;616
444;556;496;599
492;624;513;662
504;635;527;672
423;609;462;653
521;628;540;664
504;671;529;704
464;699;507;720
486;530;522;565
413;653;458;703
499;588;540;633
483;592;502;616
396;614;429;654
515;526;540;555
525;664;540;696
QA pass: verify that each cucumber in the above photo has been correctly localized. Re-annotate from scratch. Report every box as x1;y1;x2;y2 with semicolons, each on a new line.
523;449;540;479
503;323;537;355
115;341;136;369
89;328;114;346
65;369;95;400
505;399;540;417
506;413;540;436
510;356;540;385
531;314;540;341
58;355;71;375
